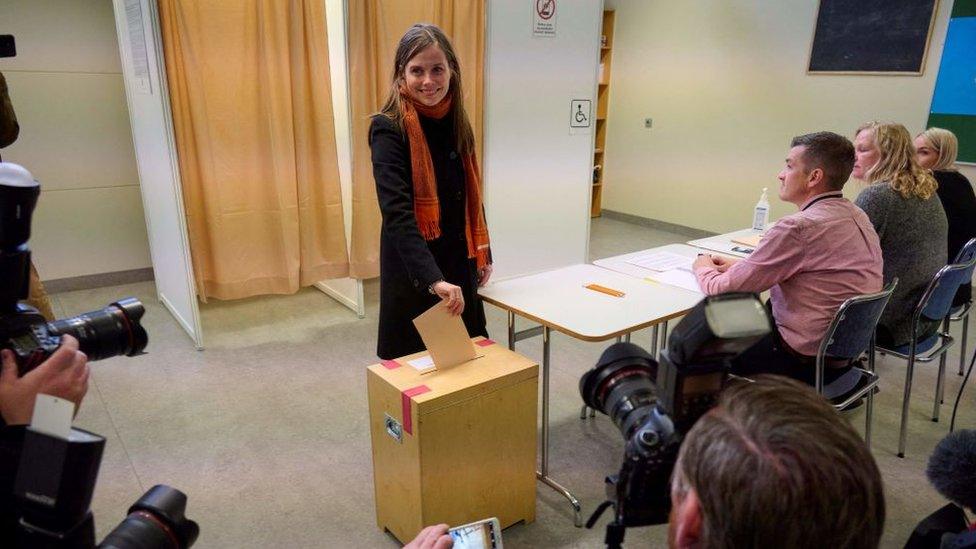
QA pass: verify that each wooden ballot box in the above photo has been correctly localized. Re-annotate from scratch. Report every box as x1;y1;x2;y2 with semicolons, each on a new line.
366;337;537;543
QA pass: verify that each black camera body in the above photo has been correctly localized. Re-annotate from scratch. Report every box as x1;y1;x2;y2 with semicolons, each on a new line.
0;163;148;375
1;162;197;548
580;293;772;546
1;298;149;377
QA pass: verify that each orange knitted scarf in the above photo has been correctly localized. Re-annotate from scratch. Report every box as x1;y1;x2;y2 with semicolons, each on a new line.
400;94;491;269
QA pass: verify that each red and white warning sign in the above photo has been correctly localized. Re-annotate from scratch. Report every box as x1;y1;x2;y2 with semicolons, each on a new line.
533;0;556;37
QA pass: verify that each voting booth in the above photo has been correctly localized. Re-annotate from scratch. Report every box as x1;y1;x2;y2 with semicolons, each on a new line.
366;337;538;543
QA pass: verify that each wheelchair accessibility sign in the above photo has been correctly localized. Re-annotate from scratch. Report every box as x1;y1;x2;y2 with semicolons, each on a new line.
570;99;592;130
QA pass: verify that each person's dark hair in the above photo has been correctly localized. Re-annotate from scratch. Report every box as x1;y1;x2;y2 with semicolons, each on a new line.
378;23;475;155
672;375;885;549
790;131;855;191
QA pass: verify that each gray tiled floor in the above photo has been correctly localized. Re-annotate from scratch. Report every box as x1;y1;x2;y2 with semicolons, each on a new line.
54;217;975;548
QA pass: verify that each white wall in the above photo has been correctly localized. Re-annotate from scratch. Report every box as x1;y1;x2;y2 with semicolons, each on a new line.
0;0;150;279
601;0;975;233
484;0;603;279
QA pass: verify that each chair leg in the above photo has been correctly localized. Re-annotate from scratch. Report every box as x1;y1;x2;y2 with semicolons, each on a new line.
865;385;874;449
580;405;589;420
898;353;916;458
934;350;947;421
960;313;970;376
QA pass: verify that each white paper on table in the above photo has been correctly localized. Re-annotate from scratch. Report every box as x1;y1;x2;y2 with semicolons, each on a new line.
406;355;436;373
625;251;694;272
651;269;703;293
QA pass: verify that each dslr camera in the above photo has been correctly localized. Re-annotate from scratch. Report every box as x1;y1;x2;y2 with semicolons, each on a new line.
1;162;198;548
579;293;772;548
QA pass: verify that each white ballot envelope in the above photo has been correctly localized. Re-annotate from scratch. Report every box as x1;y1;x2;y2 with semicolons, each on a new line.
412;301;481;371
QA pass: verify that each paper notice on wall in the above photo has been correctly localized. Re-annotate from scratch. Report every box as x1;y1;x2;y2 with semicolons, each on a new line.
124;0;152;95
533;0;557;37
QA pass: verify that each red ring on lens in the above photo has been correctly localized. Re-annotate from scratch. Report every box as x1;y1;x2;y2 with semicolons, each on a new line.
130;510;180;547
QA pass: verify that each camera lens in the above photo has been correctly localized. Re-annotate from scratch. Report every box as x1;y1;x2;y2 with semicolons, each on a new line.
579;342;659;439
47;297;148;360
99;485;199;549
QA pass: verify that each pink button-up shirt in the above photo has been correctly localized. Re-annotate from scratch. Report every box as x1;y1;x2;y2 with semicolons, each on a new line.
694;192;883;356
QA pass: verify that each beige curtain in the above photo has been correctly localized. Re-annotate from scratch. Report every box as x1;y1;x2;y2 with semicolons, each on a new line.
159;0;349;301
347;0;485;279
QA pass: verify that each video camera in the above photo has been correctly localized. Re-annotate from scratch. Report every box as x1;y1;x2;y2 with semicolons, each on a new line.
1;162;198;548
579;292;772;548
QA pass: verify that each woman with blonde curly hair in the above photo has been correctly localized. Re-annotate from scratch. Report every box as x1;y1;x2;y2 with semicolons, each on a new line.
853;122;947;347
915;128;976;307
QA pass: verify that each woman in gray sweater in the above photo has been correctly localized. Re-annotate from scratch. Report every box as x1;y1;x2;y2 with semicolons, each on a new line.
853;122;947;347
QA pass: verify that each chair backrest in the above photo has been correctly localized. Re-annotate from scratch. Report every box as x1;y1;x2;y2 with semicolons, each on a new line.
953;237;976;265
819;279;898;360
919;247;976;322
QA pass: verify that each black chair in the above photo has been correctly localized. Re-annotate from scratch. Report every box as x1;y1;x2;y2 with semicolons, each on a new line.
876;249;976;458
815;280;897;448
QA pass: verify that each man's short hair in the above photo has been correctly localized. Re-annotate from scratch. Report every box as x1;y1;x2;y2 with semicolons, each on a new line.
673;375;885;549
790;131;855;191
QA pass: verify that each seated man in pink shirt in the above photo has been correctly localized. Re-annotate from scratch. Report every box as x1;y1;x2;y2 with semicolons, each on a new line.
693;131;883;387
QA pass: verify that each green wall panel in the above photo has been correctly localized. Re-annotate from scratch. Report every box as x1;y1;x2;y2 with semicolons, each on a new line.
927;113;976;163
952;0;976;18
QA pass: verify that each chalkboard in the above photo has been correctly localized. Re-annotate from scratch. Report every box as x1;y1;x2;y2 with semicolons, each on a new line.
808;0;938;74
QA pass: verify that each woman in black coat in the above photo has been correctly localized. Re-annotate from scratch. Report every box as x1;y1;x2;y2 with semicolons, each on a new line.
369;24;492;360
915;128;976;307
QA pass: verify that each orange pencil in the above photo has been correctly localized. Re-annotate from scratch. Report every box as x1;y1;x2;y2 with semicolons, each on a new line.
584;283;625;298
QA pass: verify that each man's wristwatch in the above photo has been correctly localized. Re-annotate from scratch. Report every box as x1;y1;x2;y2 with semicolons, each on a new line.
428;280;443;295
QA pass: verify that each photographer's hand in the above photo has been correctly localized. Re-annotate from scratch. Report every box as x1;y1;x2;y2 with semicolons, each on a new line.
404;524;453;549
0;335;89;425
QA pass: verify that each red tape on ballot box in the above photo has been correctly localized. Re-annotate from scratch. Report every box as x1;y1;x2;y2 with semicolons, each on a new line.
401;385;431;435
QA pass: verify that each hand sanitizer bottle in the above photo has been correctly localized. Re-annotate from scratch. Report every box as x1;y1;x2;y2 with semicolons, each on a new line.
752;187;769;231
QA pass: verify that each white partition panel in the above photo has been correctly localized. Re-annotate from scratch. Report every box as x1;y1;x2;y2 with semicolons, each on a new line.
111;0;202;348
315;0;365;317
484;0;603;280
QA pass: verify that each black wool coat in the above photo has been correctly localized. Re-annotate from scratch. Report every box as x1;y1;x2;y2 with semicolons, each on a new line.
934;169;976;306
369;114;488;360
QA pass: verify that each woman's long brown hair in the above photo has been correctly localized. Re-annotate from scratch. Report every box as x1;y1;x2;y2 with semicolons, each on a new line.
378;23;475;155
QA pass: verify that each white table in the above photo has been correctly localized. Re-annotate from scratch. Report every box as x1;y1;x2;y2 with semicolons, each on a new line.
592;244;705;354
593;243;704;281
478;263;702;526
688;227;766;258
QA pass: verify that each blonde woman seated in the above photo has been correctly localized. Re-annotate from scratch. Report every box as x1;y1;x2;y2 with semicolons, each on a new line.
853;122;948;348
915;127;976;308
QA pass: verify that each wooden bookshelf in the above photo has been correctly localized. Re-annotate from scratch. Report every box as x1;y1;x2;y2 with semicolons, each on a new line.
592;10;614;218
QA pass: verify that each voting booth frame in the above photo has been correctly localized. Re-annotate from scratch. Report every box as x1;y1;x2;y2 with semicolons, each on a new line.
366;338;538;543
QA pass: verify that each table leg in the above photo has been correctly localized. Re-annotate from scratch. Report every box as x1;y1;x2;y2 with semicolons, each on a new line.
537;325;583;527
660;321;669;355
651;325;660;357
508;310;515;351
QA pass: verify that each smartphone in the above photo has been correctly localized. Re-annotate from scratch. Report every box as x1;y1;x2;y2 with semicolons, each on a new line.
448;517;503;549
